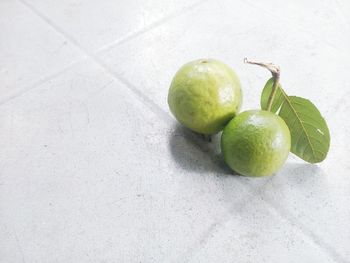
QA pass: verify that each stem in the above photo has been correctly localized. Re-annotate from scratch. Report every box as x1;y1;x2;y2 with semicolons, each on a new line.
201;134;212;142
244;58;281;112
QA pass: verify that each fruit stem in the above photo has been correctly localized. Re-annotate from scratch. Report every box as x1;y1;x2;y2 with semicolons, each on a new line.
201;134;212;142
244;58;280;112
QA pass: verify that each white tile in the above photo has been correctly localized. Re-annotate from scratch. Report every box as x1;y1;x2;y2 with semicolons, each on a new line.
97;0;349;118
0;223;25;263
336;0;350;21
240;71;350;260
95;0;350;260
1;1;349;262
26;0;202;51
246;110;350;260
0;0;84;103
0;60;256;262
186;198;337;263
244;0;350;51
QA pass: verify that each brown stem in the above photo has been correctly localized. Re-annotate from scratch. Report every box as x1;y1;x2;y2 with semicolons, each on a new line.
244;58;281;112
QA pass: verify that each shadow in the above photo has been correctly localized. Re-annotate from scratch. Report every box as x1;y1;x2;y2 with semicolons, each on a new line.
242;161;324;187
168;122;238;176
277;161;325;184
241;161;326;197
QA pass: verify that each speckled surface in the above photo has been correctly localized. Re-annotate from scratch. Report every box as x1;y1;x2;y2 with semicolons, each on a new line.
0;0;349;262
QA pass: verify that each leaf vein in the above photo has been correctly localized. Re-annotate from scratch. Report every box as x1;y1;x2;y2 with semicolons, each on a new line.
280;94;318;160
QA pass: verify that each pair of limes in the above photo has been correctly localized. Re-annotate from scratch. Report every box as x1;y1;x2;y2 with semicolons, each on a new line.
168;59;290;177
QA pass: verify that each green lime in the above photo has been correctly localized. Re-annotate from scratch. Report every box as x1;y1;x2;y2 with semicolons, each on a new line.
221;110;291;176
168;59;242;135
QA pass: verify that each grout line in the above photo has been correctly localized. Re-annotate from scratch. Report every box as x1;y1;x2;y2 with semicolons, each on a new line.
98;58;173;123
181;176;349;263
95;0;210;54
16;0;206;124
240;181;350;263
0;58;87;106
16;0;348;262
178;182;263;262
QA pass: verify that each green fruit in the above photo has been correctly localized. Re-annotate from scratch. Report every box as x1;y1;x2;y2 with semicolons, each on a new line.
168;59;242;135
221;110;291;177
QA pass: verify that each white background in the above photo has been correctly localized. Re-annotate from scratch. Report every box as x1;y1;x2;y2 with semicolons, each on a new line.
1;0;350;262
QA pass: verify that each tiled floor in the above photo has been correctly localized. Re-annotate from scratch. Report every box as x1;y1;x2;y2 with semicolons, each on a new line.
0;0;349;262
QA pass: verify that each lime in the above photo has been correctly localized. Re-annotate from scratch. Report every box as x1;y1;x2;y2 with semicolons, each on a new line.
168;59;242;135
221;110;291;176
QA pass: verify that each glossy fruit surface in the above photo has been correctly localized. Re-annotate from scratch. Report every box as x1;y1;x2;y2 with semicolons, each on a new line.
168;59;242;135
221;110;291;176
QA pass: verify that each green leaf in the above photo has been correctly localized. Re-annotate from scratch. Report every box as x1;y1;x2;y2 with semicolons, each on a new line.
260;78;285;113
261;79;330;163
279;96;330;163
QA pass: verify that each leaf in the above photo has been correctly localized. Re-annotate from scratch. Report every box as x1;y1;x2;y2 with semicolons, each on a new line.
260;78;285;113
279;96;330;163
261;79;330;163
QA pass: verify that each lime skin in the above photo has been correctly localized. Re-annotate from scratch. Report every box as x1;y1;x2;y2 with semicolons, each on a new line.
168;59;242;135
221;110;291;177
